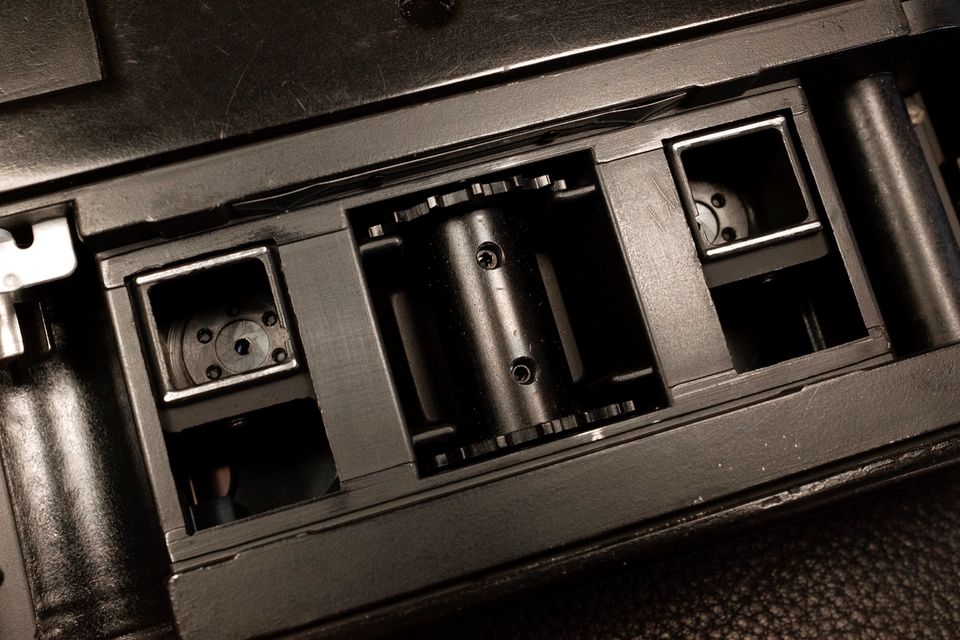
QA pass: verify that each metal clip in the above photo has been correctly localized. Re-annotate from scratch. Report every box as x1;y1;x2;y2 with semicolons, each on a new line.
0;218;77;362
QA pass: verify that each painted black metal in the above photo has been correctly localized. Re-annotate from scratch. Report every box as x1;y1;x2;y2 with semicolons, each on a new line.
419;206;575;438
0;274;172;639
0;2;959;640
84;81;886;640
0;0;833;199
0;1;102;107
284;428;960;639
827;74;960;354
0;0;909;248
168;342;960;638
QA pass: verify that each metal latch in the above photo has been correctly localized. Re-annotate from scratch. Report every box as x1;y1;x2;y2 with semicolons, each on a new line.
0;217;78;362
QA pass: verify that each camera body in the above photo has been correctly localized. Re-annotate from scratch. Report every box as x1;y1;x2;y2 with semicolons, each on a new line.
2;1;960;638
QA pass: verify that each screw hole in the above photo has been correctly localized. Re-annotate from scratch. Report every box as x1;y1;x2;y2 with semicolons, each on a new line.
262;311;278;326
272;348;288;364
205;365;223;380
711;193;726;208
721;227;737;242
510;357;536;385
196;328;213;344
476;242;503;270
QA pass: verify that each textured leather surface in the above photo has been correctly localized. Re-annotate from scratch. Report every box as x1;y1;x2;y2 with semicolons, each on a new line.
433;466;960;638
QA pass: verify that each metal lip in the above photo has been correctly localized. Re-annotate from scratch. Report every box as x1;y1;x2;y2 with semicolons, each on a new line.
132;245;300;405
133;245;273;286
667;114;823;260
669;115;792;154
703;220;822;257
160;359;299;403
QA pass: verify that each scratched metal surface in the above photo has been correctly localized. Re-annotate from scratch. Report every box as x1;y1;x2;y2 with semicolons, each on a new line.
0;0;101;106
0;0;828;198
0;275;171;639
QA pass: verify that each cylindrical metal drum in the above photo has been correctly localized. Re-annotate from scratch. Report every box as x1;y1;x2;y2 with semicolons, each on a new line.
417;206;574;441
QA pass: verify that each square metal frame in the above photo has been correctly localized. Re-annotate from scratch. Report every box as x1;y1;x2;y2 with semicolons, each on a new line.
132;245;299;404
668;114;822;259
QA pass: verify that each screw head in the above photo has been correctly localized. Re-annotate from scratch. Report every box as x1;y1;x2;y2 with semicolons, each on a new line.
197;328;213;344
262;311;278;326
476;242;503;270
510;357;536;385
205;365;223;380
272;348;288;364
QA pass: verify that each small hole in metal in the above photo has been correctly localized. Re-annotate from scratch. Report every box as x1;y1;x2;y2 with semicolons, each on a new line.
711;193;726;208
234;338;251;356
721;227;737;242
511;357;536;385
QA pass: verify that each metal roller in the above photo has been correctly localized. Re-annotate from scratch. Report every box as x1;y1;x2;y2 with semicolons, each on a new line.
417;205;575;441
831;74;960;353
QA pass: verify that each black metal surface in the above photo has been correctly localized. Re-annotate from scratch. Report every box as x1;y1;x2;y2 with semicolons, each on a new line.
0;0;909;248
0;275;171;639
92;82;888;566
2;4;960;639
0;1;102;106
168;341;960;638
0;0;832;198
825;74;960;354
293;430;960;638
419;206;574;440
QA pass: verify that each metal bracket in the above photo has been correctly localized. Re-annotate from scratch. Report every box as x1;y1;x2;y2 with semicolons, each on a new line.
0;217;77;361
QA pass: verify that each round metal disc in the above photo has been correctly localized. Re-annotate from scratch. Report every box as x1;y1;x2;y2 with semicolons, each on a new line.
175;298;292;386
694;201;720;243
689;180;750;247
215;319;270;373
